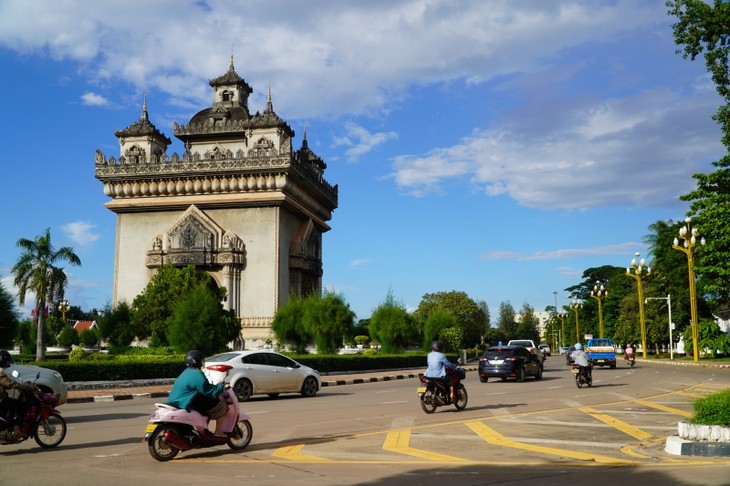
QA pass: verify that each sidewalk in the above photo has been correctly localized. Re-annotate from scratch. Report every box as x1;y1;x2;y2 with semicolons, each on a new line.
65;368;436;404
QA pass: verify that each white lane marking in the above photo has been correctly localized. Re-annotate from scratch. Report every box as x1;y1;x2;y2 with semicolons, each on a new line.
382;401;408;404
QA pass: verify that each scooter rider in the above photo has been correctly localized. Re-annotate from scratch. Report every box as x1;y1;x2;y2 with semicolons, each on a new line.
624;343;635;361
0;349;32;439
424;341;457;401
571;343;593;382
167;350;228;437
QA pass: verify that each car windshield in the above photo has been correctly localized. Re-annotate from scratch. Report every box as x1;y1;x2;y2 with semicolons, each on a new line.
510;341;532;347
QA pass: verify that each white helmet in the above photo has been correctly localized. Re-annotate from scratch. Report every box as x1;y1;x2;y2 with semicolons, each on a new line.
574;343;583;350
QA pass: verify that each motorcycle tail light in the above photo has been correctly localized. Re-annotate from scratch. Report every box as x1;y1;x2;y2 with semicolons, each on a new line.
206;364;233;372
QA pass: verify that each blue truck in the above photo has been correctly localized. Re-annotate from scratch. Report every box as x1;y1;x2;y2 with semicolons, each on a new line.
585;338;617;368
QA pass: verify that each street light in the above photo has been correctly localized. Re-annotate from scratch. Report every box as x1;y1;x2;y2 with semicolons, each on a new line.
591;281;608;338
672;217;706;362
557;312;567;350
645;294;673;359
626;252;650;358
571;299;583;344
58;299;70;323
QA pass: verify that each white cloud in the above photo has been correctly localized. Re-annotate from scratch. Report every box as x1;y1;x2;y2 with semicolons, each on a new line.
80;91;109;106
479;242;644;261
63;221;99;248
392;85;724;209
332;122;398;162
350;258;371;268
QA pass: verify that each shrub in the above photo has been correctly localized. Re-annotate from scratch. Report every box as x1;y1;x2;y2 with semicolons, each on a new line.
68;347;88;362
691;389;730;425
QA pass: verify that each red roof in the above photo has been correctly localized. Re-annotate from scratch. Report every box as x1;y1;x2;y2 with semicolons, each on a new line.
73;321;96;333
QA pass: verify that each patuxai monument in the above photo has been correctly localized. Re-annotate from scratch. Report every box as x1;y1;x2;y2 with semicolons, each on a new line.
94;57;338;344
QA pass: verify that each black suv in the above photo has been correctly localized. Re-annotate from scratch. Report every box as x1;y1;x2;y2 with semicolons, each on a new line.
478;345;543;383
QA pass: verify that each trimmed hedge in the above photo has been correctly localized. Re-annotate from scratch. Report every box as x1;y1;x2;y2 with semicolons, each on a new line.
21;351;449;382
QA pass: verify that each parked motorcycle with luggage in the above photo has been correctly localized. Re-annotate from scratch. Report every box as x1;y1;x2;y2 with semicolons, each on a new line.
571;363;592;388
0;371;67;448
144;385;253;461
417;361;468;414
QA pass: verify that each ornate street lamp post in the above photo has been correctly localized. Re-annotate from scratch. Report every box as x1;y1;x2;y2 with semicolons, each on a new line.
571;300;583;344
626;252;650;358
672;217;705;362
558;312;567;350
591;281;608;338
58;299;70;323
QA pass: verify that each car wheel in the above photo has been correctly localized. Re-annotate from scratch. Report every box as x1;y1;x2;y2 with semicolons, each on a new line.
300;376;319;397
479;376;488;383
535;365;543;380
517;367;525;382
233;378;253;402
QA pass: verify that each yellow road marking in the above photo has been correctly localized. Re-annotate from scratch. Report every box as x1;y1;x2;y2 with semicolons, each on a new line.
580;407;652;441
382;430;468;462
271;444;332;462
465;420;633;464
634;399;692;418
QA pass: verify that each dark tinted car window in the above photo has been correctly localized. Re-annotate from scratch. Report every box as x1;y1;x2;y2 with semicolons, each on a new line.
242;353;267;365
266;353;295;367
484;348;515;359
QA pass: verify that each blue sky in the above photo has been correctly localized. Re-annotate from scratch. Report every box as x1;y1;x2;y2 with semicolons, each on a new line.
0;0;725;321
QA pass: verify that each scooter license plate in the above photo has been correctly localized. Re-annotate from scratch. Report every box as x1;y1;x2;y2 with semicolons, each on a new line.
571;368;579;374
144;423;157;433
416;386;426;395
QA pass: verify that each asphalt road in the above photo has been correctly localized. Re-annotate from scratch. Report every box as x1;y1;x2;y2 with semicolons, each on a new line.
2;358;730;486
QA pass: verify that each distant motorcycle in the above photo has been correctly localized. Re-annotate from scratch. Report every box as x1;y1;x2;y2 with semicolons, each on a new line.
144;387;253;461
417;364;468;414
571;363;592;388
0;371;67;449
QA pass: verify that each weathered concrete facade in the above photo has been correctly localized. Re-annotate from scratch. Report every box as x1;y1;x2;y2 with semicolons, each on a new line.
95;57;338;341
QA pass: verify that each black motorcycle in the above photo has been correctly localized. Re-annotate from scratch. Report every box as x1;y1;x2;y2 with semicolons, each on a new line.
571;363;592;388
417;366;468;413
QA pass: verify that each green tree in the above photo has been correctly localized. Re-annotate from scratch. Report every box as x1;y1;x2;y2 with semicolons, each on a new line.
271;294;311;353
516;303;540;343
668;0;730;148
0;279;19;349
79;328;100;348
369;291;417;354
131;264;224;345
668;0;730;310
12;228;81;361
167;282;240;355
57;323;79;348
15;320;34;354
302;291;355;354
413;291;488;348
96;301;135;351
682;318;730;358
423;309;459;351
497;301;518;339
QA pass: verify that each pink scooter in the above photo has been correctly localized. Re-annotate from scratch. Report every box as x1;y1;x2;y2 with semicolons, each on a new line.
144;388;253;461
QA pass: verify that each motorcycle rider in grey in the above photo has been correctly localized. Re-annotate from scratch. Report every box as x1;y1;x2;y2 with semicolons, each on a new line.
0;349;32;439
571;343;592;382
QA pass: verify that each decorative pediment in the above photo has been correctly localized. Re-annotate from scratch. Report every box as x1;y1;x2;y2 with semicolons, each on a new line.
145;205;245;267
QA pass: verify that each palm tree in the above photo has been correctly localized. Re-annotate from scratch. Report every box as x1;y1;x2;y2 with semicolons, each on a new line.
12;228;81;361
